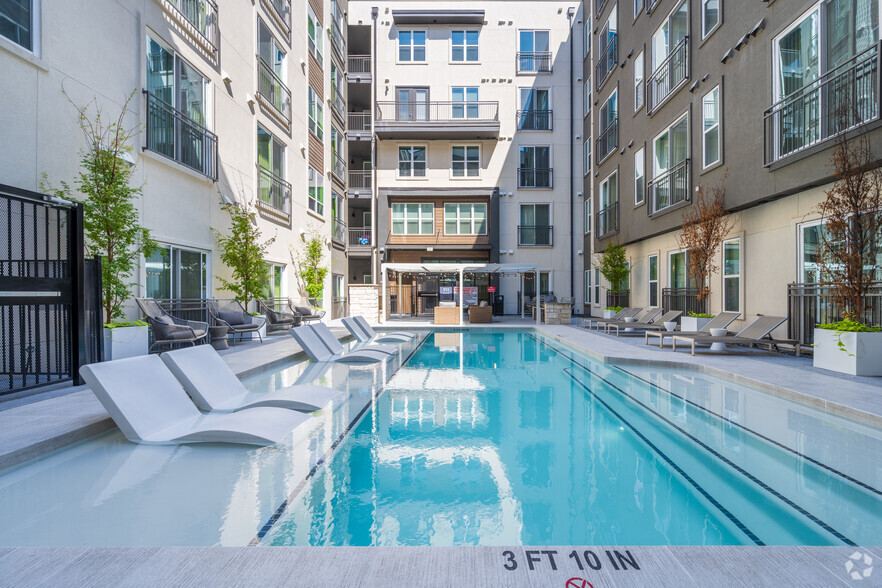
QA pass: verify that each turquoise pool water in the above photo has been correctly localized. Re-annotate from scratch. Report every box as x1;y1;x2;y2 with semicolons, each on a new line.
263;330;882;546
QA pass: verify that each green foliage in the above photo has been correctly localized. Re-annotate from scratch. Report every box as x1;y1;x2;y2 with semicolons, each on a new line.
687;312;716;318
816;318;881;332
214;202;276;309
295;232;328;305
605;306;623;312
42;90;156;322
598;243;630;294
103;320;148;329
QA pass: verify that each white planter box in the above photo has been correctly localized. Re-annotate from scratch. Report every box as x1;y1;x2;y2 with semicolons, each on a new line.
813;328;882;376
603;309;617;319
681;316;713;332
103;325;148;361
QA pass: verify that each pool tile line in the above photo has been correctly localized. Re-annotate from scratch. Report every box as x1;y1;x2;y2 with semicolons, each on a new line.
612;365;882;498
251;333;432;545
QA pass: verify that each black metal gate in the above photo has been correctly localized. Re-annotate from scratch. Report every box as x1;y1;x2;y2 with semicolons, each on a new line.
0;184;102;396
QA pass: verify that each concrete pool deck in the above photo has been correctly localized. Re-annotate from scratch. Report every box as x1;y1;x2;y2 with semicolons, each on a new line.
0;320;880;586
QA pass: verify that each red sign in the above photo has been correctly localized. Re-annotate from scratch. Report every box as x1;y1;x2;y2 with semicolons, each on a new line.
565;579;593;588
488;286;496;292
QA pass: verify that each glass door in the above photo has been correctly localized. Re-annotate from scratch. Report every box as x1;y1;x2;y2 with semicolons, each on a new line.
396;87;429;121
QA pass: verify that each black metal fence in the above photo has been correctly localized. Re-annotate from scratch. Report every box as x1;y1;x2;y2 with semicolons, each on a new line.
787;282;882;346
662;287;707;316
595;34;617;89
606;290;629;308
647;36;688;113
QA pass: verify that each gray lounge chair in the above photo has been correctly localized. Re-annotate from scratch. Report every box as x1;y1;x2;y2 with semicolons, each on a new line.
342;316;415;343
289;325;390;363
672;315;800;356
208;299;266;344
289;300;326;324
607;309;679;336
79;355;310;445
136;298;208;353
258;299;301;334
644;311;741;347
583;307;642;330
161;345;346;413
604;307;662;334
310;322;399;356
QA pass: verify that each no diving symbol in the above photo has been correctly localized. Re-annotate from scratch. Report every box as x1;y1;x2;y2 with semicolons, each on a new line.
566;579;593;588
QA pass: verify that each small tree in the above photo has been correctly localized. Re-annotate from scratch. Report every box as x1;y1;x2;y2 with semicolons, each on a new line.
42;90;156;322
295;232;328;307
598;242;630;294
214;202;275;309
676;173;735;302
815;128;882;321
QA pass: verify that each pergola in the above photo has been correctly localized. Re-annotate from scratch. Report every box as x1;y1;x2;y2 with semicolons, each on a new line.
380;262;541;326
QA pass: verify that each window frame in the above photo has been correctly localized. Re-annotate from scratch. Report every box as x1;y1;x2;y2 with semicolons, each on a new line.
398;29;427;63
518;145;553;188
702;84;722;169
701;0;722;40
308;166;324;216
0;0;40;54
397;145;428;178
584;269;592;304
451;145;481;178
584;196;592;234
634;50;644;111
451;29;480;62
648;253;659;307
583;138;591;176
451;86;480;119
391;202;434;235
583;77;591;117
307;5;323;67
444;202;487;235
308;86;324;140
145;243;210;300
634;147;645;206
722;237;741;313
518;203;552;246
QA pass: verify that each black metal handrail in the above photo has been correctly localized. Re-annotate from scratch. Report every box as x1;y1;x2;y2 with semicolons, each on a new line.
606;290;630;308
332;151;346;180
257;165;291;214
787;282;882;346
348;170;371;189
595;34;617;90
257;56;292;123
647;36;688;113
163;0;219;52
348;111;371;132
144;91;218;180
517;109;553;130
764;43;880;165
517;168;553;188
596;201;619;238
649;159;689;214
518;225;553;246
517;51;553;73
596;118;618;164
349;55;371;74
376;101;499;122
661;287;707;315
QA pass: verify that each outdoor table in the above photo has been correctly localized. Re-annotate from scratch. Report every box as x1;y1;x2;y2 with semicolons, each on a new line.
210;325;230;350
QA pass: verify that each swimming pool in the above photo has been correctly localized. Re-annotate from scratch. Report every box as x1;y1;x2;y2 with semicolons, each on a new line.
0;330;879;547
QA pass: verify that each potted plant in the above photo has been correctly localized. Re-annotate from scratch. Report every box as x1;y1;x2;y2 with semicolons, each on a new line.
43;90;156;360
682;312;716;333
598;243;630;312
603;305;622;319
811;126;882;375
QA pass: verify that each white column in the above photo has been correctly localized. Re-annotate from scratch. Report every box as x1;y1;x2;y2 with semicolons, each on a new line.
381;265;387;324
535;268;540;326
520;273;525;319
459;268;464;326
397;272;402;318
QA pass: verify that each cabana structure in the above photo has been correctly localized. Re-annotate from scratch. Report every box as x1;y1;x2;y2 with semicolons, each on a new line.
380;263;541;326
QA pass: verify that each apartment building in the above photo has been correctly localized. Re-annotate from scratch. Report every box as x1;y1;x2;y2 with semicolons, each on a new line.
585;0;882;336
347;1;584;315
0;0;349;317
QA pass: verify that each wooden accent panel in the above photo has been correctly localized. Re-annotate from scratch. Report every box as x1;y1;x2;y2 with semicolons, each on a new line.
309;132;324;170
308;55;324;95
434;306;461;325
308;0;323;23
387;197;491;246
388;250;489;263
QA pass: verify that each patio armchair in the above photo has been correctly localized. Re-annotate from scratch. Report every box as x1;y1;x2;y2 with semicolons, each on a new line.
136;298;208;353
258;299;301;334
671;315;800;356
208;299;266;344
288;299;326;323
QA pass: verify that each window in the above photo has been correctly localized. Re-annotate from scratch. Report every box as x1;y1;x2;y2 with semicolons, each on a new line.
258;19;288;118
308;87;323;139
800;220;826;283
331;192;345;240
702;85;721;168
598;171;618;236
594;268;601;303
398;146;427;177
597;90;618;163
452;87;479;119
583;78;591;117
0;0;35;51
524;271;551;297
257;126;287;210
635;0;643;19
264;263;286;299
452;146;480;177
648;1;688;110
648;254;659;307
651;2;687;73
444;203;487;235
596;9;618;87
520;88;551;129
634;51;644;111
307;6;323;66
518;30;551;72
669;250;688;288
584;196;592;234
395;87;429;120
651;113;689;213
519;204;552;246
634;147;645;205
584;17;590;57
701;0;720;38
398;30;426;62
145;245;208;299
308;166;324;215
584;270;592;304
583;139;591;176
519;146;552;188
723;238;740;312
452;30;479;62
392;203;433;235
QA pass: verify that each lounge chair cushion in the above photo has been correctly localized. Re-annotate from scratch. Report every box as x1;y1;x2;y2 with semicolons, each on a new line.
218;309;248;326
294;305;314;316
154;315;175;326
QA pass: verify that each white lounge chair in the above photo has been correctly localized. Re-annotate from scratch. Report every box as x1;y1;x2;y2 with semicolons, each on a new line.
289;325;391;363
310;322;399;356
79;355;310;445
160;345;346;413
343;316;415;343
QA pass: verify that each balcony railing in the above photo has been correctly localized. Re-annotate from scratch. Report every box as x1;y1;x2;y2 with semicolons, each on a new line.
257;165;291;214
330;84;346;119
649;159;689;214
144;91;218;180
518;225;553;246
349;227;372;248
349;170;372;190
764;43;880;165
332;151;346;180
332;217;346;242
375;101;499;122
517;110;553;130
517;168;553;188
596;118;618;164
517;51;553;74
262;0;290;32
595;35;617;90
788;282;882;346
257;56;292;123
662;287;707;316
348;111;371;132
330;18;346;58
596;201;618;238
163;0;218;53
349;55;371;75
647;36;688;113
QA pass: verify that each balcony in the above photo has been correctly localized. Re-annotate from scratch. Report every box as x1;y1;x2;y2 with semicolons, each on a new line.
330;84;346;121
517;110;553;131
144;91;218;180
646;37;688;114
595;35;617;90
348;111;371;140
764;43;880;166
517;52;552;74
649;159;689;215
518;225;553;246
256;165;291;224
160;0;218;54
256;56;292;124
348;55;372;83
348;227;372;254
517;168;553;188
596;201;618;238
261;0;290;34
596;118;618;165
374;101;499;139
332;151;346;182
332;217;346;243
349;169;371;190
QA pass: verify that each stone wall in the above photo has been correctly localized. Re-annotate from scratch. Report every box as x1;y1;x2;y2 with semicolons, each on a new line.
348;285;380;323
